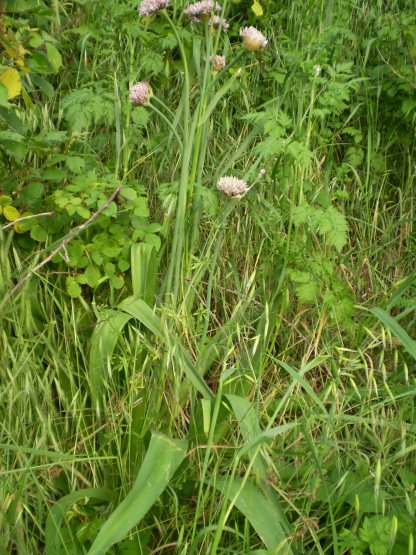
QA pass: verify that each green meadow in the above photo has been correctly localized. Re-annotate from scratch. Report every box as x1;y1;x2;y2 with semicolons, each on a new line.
0;0;415;553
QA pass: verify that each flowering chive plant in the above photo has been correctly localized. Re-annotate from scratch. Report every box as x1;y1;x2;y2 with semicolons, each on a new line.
129;0;266;305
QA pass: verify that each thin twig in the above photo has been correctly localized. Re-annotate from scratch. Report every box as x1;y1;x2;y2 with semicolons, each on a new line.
377;47;416;89
1;211;55;231
0;184;122;310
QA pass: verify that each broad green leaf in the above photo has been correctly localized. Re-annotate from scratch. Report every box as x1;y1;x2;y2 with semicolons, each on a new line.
0;68;22;99
214;477;294;553
226;394;266;477
45;488;113;555
88;433;188;554
89;309;132;409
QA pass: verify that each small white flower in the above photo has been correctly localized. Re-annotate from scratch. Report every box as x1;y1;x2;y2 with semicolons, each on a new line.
184;1;222;19
239;26;268;52
258;168;266;177
314;64;322;77
130;82;151;105
138;0;169;16
217;176;249;199
210;54;226;71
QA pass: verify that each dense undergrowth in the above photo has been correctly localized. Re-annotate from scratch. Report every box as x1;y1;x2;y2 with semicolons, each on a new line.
0;0;415;553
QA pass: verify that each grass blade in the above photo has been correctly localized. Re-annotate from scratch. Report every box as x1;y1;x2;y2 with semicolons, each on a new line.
88;433;188;555
370;307;416;361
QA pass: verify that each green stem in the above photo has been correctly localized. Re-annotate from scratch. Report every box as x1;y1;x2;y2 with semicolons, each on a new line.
148;101;183;151
163;11;191;305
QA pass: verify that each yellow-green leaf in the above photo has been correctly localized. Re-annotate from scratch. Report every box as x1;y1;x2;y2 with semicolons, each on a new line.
251;0;263;16
0;68;22;99
3;205;20;221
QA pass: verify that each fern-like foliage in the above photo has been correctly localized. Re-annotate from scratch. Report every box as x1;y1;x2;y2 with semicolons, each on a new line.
293;202;348;252
61;88;114;132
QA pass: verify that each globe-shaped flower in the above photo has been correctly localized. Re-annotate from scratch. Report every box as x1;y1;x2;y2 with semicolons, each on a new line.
217;176;249;199
138;0;169;16
130;82;151;106
210;55;226;71
184;1;222;19
239;26;268;51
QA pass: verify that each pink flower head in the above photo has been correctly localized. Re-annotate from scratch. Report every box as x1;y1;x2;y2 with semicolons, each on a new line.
210;55;226;71
138;0;169;16
184;1;222;19
217;176;249;199
130;82;151;105
239;26;268;51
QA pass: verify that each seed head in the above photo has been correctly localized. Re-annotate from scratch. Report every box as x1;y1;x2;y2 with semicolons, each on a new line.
184;1;222;19
130;82;151;106
239;26;268;52
138;0;169;16
210;54;226;71
217;176;249;199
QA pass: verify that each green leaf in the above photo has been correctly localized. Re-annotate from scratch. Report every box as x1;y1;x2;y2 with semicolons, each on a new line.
30;225;48;242
66;276;82;298
3;205;20;221
88;433;188;555
120;187;137;201
214;477;294;553
66;156;85;174
83;265;101;288
46;489;113;555
46;43;62;73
